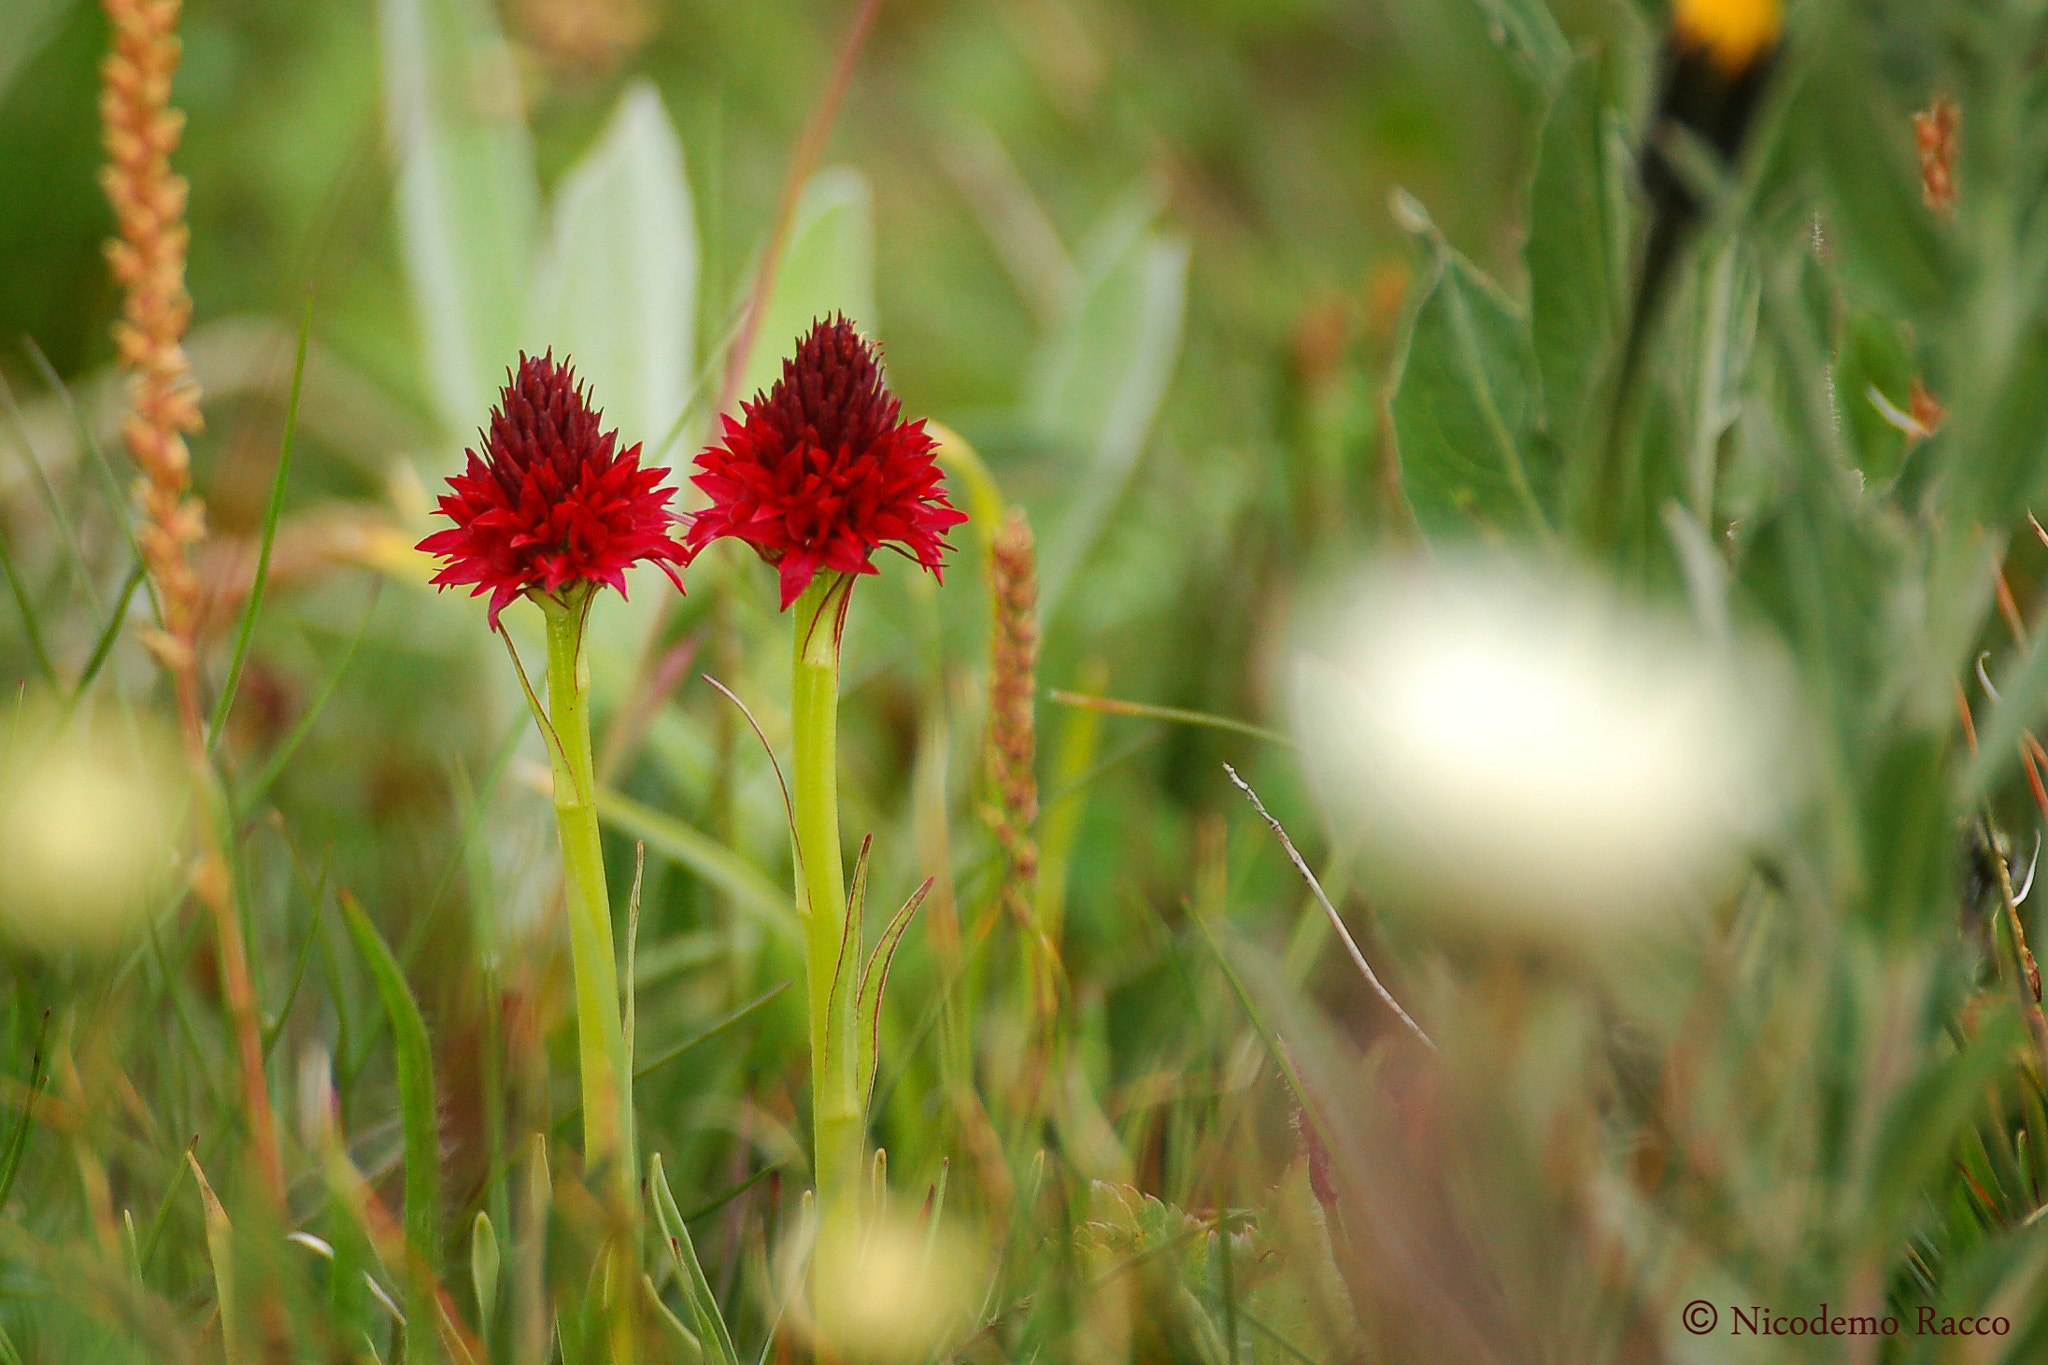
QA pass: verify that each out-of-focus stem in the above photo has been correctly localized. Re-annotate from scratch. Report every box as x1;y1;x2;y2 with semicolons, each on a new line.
791;572;862;1229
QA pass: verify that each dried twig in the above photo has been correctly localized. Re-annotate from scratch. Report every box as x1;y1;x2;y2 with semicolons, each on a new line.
1222;764;1435;1051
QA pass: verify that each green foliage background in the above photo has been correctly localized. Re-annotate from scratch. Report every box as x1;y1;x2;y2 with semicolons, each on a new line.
8;0;2048;1359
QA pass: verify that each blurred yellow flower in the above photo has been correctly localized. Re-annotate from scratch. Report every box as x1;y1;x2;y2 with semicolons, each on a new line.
1673;0;1783;75
0;700;188;953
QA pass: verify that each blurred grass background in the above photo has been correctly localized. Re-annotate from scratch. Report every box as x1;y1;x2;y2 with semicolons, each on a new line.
14;0;2048;1359
0;0;1559;1073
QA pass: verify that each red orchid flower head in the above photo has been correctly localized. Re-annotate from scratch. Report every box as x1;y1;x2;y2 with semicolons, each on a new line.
418;351;688;630
686;315;968;609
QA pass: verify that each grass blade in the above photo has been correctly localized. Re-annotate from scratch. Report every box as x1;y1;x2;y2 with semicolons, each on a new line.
137;1135;196;1275
236;581;381;819
595;785;797;942
20;336;162;626
342;891;444;1277
0;1009;51;1216
209;303;310;751
634;982;790;1086
1047;690;1294;749
0;366;100;619
0;527;55;687
70;559;146;702
187;1151;243;1365
262;857;330;1060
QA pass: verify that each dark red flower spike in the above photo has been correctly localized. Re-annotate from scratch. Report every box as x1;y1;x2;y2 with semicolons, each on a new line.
418;352;688;629
686;316;968;608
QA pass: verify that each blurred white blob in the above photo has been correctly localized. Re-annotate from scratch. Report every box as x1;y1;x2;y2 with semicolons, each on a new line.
1292;558;1795;933
0;699;188;953
806;1207;982;1363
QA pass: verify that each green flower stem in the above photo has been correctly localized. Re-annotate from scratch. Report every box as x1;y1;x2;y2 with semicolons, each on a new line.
538;589;636;1205
791;572;863;1226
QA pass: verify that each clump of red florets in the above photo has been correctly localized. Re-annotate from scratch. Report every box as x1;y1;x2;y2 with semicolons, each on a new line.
686;316;967;608
418;352;688;629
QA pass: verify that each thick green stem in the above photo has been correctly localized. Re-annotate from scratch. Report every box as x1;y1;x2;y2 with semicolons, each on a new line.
539;590;636;1204
791;573;863;1226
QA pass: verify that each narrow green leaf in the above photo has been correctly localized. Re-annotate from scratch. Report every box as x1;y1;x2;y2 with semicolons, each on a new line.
187;1152;243;1365
70;560;146;703
138;1137;195;1275
209;303;309;750
261;861;329;1061
0;525;55;688
0;1009;51;1216
650;1152;741;1365
633;982;791;1086
677;1163;781;1223
1036;661;1105;955
342;892;444;1277
469;1210;499;1335
1046;690;1293;748
919;1159;949;1278
856;877;932;1112
624;839;645;1088
644;1273;706;1363
1390;248;1556;540
822;834;872;1084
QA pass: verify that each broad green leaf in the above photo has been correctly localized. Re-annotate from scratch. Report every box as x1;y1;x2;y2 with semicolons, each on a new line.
1469;0;1570;97
530;79;698;460
379;0;539;440
1949;318;2048;529
1526;55;1624;460
1799;58;1946;317
342;893;444;1281
1030;194;1190;613
1390;250;1556;540
735;168;876;407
